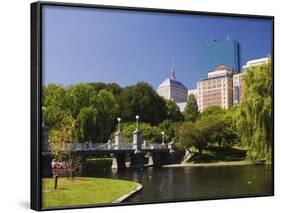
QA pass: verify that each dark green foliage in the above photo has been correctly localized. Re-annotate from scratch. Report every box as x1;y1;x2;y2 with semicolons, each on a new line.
95;90;119;143
183;94;199;122
189;146;246;163
88;82;122;97
67;83;97;118
77;107;97;141
165;100;184;122
158;120;180;142
121;122;162;144
176;106;238;154
176;122;203;152
118;82;167;125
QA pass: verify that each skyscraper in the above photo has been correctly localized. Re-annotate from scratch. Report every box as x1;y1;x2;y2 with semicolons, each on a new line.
197;65;233;112
157;64;188;103
199;38;240;78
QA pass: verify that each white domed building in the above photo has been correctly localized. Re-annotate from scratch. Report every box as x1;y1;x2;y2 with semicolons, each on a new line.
157;67;188;103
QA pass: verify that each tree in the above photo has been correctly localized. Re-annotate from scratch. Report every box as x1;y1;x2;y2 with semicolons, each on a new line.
121;122;162;144
95;89;119;143
165;100;184;122
118;82;167;125
192;109;238;149
201;105;224;117
176;122;200;151
88;82;122;97
43;84;69;130
220;110;239;148
183;94;199;122
194;117;214;153
49;112;77;161
77;107;98;142
67;83;97;118
236;59;272;161
158;120;180;143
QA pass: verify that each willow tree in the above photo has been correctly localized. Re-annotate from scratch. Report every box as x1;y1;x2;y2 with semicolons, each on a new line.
237;59;272;162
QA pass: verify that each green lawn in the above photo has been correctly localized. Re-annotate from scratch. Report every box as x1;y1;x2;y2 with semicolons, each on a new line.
42;177;138;208
189;146;247;164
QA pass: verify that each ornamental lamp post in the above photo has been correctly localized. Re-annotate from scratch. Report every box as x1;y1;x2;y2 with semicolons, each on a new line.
117;117;121;132
136;115;139;130
161;131;165;145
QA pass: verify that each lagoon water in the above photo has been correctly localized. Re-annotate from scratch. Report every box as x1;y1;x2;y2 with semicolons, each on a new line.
82;162;272;203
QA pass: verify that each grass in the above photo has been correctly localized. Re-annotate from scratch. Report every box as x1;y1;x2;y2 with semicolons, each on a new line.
42;177;139;208
188;146;247;164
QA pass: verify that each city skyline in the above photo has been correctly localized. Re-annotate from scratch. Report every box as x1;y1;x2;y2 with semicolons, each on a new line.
42;5;272;89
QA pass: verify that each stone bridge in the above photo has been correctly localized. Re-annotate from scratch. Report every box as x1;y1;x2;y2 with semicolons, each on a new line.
41;116;180;177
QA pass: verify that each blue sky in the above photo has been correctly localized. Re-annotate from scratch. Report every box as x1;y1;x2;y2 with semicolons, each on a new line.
42;5;272;89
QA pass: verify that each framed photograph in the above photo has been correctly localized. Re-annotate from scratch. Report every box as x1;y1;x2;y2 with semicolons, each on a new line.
31;1;274;211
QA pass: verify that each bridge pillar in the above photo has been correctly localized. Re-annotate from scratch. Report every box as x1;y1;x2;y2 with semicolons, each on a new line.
147;154;154;166
168;141;176;153
111;154;126;170
114;131;123;149
130;152;145;169
152;153;162;167
132;128;142;153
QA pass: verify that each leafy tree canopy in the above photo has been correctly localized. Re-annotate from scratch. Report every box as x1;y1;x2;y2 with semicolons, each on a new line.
236;59;272;161
120;122;163;144
165;100;184;122
183;94;199;122
118;82;167;125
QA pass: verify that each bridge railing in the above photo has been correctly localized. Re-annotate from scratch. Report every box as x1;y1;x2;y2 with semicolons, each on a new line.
70;142;134;151
142;144;167;150
49;142;168;151
110;143;134;150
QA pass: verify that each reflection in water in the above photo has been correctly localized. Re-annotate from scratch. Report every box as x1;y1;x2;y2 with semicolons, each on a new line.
82;161;272;203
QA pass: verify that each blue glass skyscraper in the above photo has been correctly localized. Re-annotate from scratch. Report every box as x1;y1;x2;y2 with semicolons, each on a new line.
198;39;240;78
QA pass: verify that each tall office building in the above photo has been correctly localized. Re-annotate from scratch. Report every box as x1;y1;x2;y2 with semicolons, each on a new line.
197;65;233;112
157;66;188;103
233;72;243;105
199;38;240;78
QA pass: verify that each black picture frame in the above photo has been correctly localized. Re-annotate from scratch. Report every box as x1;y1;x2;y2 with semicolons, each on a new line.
31;1;274;211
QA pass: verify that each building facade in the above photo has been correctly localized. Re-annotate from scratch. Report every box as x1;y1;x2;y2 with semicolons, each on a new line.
157;68;188;103
233;56;270;105
242;56;270;71
198;39;239;78
233;72;244;105
197;65;233;112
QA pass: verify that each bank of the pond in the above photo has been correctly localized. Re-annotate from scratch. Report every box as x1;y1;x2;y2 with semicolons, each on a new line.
42;177;140;208
163;160;252;168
